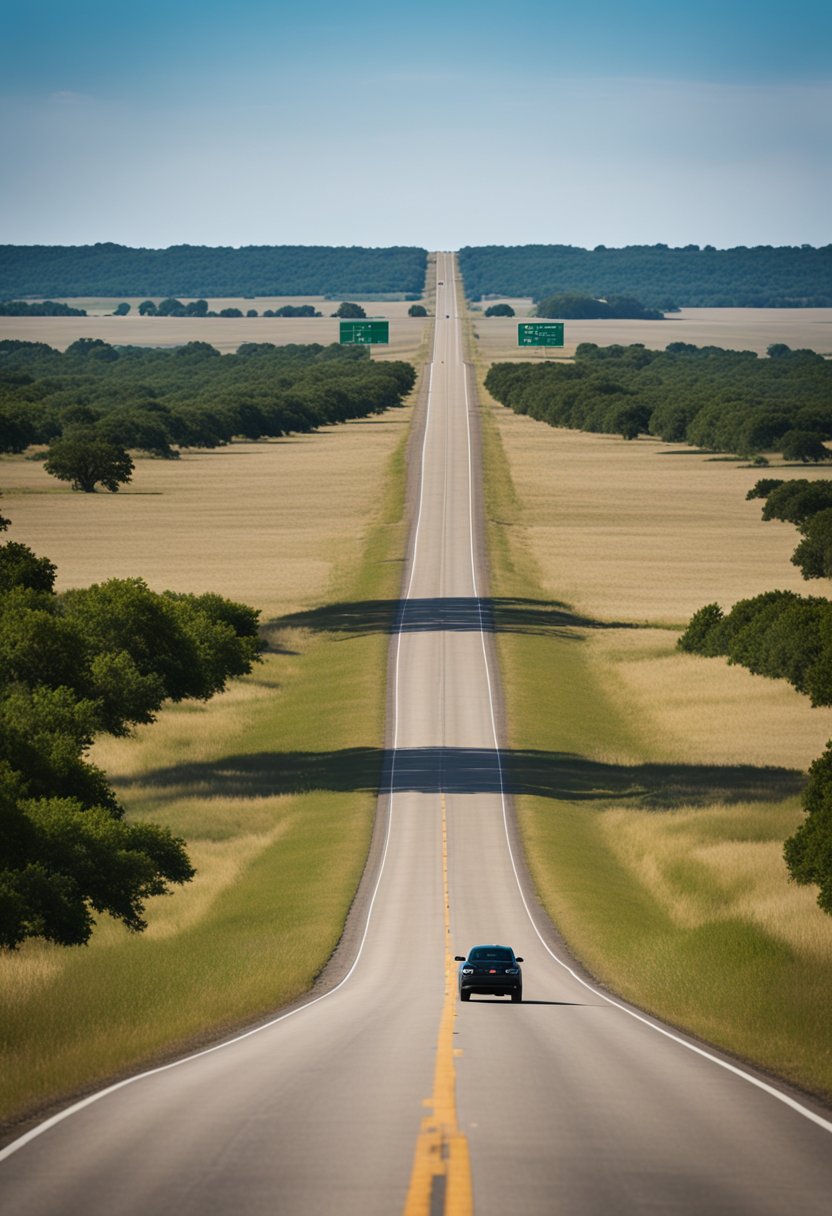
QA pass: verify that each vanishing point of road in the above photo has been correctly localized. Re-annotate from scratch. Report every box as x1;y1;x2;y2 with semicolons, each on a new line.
1;253;831;1214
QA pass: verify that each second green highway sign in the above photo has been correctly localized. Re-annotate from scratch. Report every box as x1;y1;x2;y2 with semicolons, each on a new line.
518;322;564;347
339;320;389;345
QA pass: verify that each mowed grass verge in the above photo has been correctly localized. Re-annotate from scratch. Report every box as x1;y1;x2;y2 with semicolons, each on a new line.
475;350;832;1100
0;412;413;1129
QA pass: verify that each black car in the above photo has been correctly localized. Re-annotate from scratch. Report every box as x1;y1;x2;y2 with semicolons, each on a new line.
455;944;523;1002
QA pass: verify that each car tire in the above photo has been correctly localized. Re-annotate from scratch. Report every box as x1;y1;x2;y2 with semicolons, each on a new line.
461;991;470;1001
511;991;522;1003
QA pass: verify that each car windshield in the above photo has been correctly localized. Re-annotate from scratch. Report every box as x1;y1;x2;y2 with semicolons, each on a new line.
469;947;513;962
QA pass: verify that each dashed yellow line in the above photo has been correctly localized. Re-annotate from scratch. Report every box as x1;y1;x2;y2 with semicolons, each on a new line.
403;795;473;1216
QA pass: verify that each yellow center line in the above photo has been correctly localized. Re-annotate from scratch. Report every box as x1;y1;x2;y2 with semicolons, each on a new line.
403;795;473;1216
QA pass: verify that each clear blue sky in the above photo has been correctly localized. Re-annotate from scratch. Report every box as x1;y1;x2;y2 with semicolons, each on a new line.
0;0;829;249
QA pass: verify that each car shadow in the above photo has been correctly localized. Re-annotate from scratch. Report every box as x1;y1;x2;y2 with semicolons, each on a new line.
462;999;592;1006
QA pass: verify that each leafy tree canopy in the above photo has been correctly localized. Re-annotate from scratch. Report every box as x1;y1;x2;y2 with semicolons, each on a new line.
44;430;134;493
760;480;832;526
0;525;262;948
785;744;832;914
536;293;663;320
781;431;831;464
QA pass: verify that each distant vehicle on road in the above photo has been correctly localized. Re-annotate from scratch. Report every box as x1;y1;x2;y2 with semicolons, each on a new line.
456;944;523;1002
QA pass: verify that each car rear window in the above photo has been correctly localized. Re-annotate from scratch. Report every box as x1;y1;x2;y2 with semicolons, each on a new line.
469;947;513;961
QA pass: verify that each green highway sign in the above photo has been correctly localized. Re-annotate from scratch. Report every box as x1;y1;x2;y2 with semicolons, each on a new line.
339;320;389;345
518;322;564;348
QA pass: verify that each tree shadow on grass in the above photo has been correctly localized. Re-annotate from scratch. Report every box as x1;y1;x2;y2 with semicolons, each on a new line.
119;746;803;811
269;596;640;639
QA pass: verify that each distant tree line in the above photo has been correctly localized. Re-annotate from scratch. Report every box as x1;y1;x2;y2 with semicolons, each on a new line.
0;339;417;470
459;244;832;308
2;300;328;323
0;300;87;317
0;244;428;298
680;474;832;914
136;299;323;318
0;512;262;948
485;342;832;453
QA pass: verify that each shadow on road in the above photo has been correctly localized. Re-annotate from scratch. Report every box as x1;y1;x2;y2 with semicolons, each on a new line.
120;745;802;810
267;596;640;640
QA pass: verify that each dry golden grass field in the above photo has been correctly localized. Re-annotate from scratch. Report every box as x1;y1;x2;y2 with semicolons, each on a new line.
0;296;428;360
474;315;832;1096
0;409;413;615
473;306;832;361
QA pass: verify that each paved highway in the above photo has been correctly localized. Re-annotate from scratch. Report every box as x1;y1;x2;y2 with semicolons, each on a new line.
2;252;831;1214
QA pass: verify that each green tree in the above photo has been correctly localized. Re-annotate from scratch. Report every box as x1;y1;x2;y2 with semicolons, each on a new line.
484;303;515;317
156;297;187;316
408;304;428;317
781;431;831;463
0;545;262;948
0;769;196;949
138;300;157;316
44;430;134;493
762;480;832;525
332;302;366;318
784;745;832;913
607;402;651;440
0;541;56;593
792;509;832;579
745;478;784;501
112;302;130;316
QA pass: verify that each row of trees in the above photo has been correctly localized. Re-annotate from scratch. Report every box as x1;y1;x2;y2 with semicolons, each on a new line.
459;244;832;308
680;476;832;913
0;244;428;298
0;338;417;467
136;299;323;318
535;293;665;320
0;301;87;316
0;515;262;948
485;342;832;455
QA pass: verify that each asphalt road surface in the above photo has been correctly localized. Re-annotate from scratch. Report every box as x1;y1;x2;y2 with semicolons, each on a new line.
2;253;831;1214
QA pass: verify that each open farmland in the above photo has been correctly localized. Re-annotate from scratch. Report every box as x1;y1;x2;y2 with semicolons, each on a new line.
0;296;428;360
473;306;832;361
0;336;422;1123
474;320;832;1096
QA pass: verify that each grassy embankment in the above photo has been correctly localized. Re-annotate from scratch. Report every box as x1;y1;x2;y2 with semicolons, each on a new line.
473;333;832;1099
0;358;422;1126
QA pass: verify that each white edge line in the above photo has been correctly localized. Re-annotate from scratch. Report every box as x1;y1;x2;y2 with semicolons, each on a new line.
0;273;446;1168
457;280;832;1139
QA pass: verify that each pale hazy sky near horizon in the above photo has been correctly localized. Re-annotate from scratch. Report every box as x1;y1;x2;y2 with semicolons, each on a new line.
0;0;830;250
